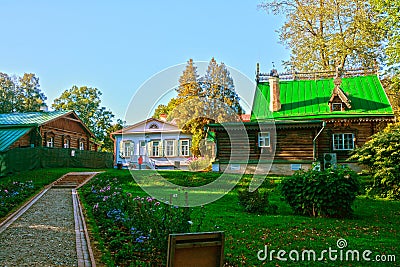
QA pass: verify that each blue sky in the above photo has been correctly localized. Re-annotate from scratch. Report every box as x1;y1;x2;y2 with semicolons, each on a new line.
1;0;289;123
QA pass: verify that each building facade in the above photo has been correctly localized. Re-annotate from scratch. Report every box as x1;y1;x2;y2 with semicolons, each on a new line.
208;67;395;175
0;110;97;152
111;118;192;169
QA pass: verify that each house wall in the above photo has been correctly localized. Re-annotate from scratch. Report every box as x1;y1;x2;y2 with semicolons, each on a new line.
317;120;391;162
212;119;391;175
114;132;192;165
215;127;315;163
41;115;96;151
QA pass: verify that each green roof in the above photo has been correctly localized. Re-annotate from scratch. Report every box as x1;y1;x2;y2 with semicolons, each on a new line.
251;75;394;121
0;127;32;152
0;110;71;126
0;111;76;152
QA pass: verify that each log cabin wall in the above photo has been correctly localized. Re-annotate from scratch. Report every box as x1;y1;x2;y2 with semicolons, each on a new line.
214;127;316;163
40;114;95;151
317;119;392;162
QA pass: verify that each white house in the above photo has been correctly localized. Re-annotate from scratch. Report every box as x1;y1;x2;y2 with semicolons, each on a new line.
111;118;192;169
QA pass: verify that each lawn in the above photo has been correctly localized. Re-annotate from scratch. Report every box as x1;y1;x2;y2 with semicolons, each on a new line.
79;169;400;267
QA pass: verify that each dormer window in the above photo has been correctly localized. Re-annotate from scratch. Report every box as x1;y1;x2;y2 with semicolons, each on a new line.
332;103;343;111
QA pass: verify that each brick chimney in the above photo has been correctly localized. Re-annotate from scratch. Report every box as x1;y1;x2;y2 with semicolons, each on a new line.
159;114;167;122
269;74;281;112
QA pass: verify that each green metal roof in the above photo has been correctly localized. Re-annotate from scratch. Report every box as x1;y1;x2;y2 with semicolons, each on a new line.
0;127;32;152
0;110;72;126
251;75;394;121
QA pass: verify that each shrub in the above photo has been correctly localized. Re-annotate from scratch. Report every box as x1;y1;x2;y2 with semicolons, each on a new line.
280;168;360;218
350;122;400;199
237;189;277;214
81;176;200;266
188;156;211;171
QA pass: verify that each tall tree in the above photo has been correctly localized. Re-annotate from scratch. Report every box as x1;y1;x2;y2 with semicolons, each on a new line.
370;0;400;67
52;86;115;148
0;73;17;113
259;0;385;71
202;59;243;116
17;73;47;112
370;1;400;120
166;58;243;155
176;58;202;101
0;72;47;113
102;118;125;152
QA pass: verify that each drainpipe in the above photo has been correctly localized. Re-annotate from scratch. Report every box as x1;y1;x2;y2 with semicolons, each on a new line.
313;121;326;161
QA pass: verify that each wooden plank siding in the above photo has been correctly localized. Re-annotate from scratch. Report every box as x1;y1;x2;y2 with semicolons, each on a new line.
317;120;391;162
212;119;392;164
214;127;316;163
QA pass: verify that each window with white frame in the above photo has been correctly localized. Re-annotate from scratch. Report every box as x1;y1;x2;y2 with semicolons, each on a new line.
47;137;54;147
120;140;134;158
151;141;160;157
165;140;175;157
333;133;354;150
180;140;190;156
79;140;85;150
63;138;70;148
258;132;270;147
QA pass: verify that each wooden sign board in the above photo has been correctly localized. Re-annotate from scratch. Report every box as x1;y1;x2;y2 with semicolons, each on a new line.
167;231;224;267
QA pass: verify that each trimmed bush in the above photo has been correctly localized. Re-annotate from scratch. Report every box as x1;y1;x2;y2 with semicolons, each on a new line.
238;189;277;214
280;168;360;218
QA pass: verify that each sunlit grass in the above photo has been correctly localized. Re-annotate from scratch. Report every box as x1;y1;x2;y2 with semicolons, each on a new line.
87;169;400;266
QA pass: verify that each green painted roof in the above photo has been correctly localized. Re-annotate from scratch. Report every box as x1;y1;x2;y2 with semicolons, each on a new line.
251;75;394;121
0;127;32;152
0;110;72;126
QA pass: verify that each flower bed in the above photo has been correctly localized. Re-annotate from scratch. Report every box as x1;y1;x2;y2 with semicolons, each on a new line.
80;175;197;266
0;181;35;218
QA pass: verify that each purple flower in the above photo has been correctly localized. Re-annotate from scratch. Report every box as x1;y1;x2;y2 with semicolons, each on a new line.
103;196;109;201
4;190;8;194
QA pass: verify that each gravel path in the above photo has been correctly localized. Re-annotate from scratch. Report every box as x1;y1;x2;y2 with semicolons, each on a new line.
0;188;78;267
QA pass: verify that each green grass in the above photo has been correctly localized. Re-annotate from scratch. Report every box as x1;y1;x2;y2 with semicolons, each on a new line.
83;170;399;266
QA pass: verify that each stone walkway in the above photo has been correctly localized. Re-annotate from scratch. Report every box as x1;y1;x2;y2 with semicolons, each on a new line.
0;172;98;267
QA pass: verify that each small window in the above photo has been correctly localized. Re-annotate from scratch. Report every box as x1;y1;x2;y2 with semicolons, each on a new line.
180;140;190;156
258;132;270;147
165;140;175;157
47;137;54;147
63;139;70;148
332;103;342;111
333;133;354;150
79;140;85;150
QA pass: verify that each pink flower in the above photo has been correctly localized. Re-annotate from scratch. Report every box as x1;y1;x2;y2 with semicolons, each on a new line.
4;190;8;193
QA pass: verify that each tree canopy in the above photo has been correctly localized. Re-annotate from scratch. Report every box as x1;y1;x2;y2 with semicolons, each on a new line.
259;0;385;71
153;58;243;155
0;72;47;113
52;86;115;150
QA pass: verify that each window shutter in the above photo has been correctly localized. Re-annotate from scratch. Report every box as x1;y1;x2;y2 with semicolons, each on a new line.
172;140;177;157
119;140;124;157
148;141;153;156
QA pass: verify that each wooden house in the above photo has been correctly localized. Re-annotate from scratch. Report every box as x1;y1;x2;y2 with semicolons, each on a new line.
111;117;192;169
208;67;395;175
0;110;97;152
